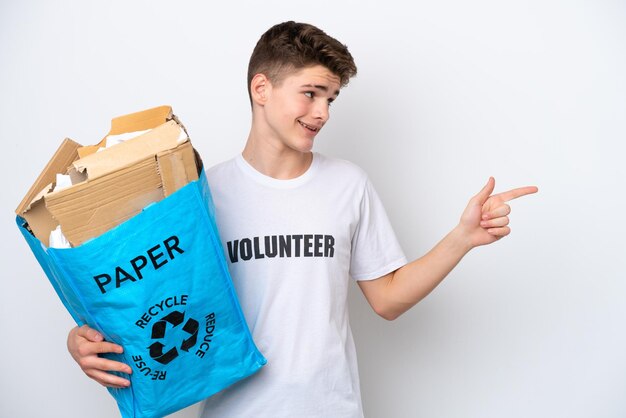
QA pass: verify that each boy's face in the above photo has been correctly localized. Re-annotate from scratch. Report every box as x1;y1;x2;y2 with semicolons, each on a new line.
258;65;341;154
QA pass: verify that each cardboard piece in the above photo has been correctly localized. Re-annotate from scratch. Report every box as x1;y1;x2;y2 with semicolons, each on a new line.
16;139;82;246
77;105;173;159
71;120;182;180
16;106;200;247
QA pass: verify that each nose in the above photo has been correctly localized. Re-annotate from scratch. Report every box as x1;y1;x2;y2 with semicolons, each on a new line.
312;99;330;123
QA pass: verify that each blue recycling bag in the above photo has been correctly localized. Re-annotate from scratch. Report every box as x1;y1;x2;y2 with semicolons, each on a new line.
17;170;266;418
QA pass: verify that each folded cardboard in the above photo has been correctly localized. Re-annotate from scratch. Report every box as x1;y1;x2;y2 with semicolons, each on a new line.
16;106;200;247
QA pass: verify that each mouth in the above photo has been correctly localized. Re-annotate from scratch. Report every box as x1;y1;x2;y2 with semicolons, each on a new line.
298;120;320;133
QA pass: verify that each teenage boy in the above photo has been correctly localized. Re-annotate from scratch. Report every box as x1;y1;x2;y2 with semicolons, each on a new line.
67;21;538;417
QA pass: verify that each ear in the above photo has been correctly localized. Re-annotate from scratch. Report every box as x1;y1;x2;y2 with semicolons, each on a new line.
250;73;270;106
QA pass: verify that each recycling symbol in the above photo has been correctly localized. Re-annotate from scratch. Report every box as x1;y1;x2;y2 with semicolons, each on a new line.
148;310;199;365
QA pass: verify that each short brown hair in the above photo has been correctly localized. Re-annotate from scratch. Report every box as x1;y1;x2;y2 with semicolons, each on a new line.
247;21;357;101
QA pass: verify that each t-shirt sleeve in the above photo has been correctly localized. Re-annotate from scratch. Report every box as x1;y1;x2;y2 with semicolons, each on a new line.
349;178;407;281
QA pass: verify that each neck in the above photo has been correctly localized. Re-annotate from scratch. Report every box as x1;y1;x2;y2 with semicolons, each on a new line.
242;129;313;180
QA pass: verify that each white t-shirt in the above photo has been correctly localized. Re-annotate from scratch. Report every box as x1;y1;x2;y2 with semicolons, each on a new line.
199;153;406;418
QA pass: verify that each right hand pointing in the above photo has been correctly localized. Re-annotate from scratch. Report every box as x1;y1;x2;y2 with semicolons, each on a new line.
67;325;132;388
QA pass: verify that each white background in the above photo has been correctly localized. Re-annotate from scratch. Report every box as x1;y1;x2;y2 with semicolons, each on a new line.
1;1;625;417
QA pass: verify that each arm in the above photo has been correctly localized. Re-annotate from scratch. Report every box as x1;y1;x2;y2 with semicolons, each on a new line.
67;325;132;388
358;177;538;320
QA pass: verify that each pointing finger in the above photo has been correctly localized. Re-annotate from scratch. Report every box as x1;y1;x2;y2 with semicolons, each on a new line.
494;186;539;202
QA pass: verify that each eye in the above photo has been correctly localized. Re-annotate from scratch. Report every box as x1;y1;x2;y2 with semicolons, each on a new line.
304;91;314;99
328;99;334;107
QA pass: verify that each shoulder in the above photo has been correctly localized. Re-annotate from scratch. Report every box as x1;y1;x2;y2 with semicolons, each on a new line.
315;153;369;184
202;157;241;197
204;157;237;181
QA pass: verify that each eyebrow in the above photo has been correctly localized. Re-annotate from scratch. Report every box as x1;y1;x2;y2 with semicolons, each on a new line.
300;84;340;97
